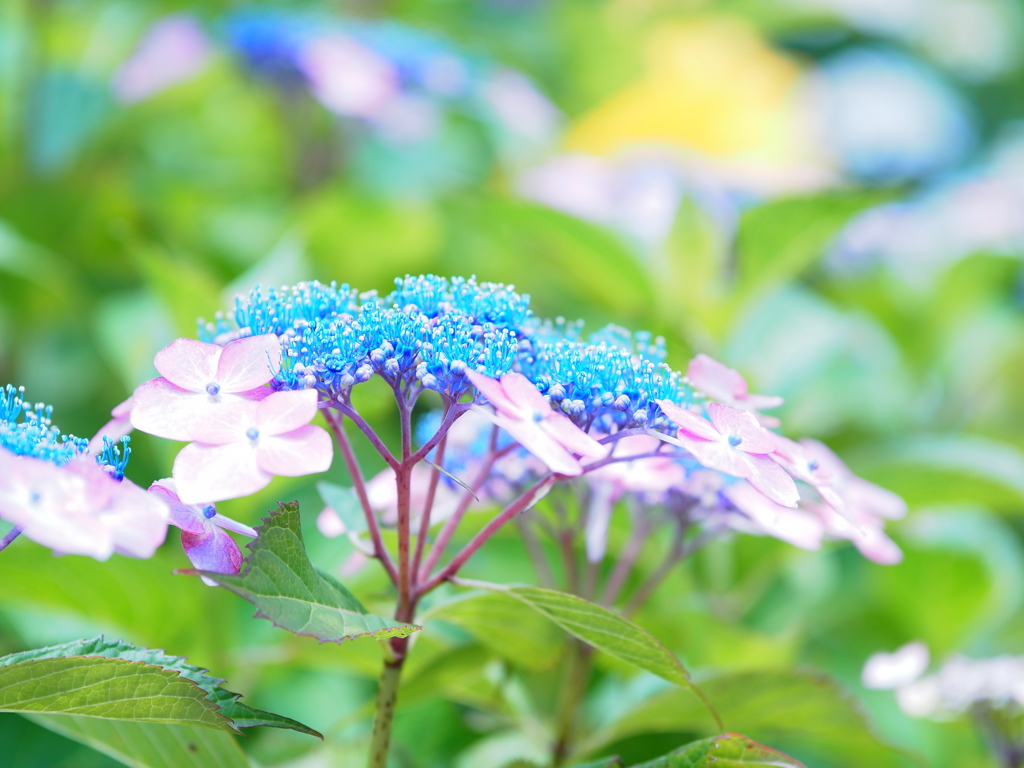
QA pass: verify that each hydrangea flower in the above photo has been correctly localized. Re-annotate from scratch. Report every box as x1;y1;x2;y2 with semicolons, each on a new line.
172;388;333;503
466;370;605;477
148;479;257;585
656;400;799;507
0;385;168;560
131;334;282;442
686;354;784;427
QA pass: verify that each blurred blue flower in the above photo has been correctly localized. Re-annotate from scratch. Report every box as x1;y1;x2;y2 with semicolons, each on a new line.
813;49;975;183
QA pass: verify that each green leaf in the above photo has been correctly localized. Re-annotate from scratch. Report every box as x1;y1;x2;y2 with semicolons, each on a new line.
633;734;805;768
425;592;564;670
194;501;418;643
465;583;719;727
0;646;225;728
316;482;368;533
26;714;251;768
589;669;904;768
569;759;625;768
735;191;889;295
0;637;319;738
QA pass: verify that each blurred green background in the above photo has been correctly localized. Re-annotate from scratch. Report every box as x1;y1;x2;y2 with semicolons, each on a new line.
2;0;1024;765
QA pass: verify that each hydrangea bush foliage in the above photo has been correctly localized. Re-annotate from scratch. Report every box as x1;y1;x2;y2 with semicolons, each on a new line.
0;275;906;768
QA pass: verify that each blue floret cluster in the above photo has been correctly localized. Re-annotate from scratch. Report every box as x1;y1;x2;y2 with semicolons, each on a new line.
0;385;88;465
200;275;703;432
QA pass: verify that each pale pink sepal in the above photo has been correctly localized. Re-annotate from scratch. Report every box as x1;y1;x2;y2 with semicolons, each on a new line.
174;441;271;504
88;397;135;452
467;370;605;477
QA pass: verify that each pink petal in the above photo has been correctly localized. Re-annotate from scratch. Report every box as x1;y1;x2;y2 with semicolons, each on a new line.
184;398;258;445
154;338;222;393
744;453;800;507
173;441;270;504
542;412;606;459
148;479;207;534
130;378;201;441
182;525;244;575
88;396;135;452
318;507;347;538
466;370;518;414
584;483;615;562
724;482;823;550
496;415;584;476
500;373;551;416
101;480;170;558
675;434;752;479
0;455;114;560
656;400;720;442
255;389;319;437
743;392;785;410
847;476;907;520
687;353;748;399
216;334;282;392
212;513;258;538
850;524;903;565
131;378;270;442
707;403;776;454
256;424;333;477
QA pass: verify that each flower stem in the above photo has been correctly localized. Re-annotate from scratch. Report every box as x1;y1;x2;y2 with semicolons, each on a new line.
0;527;22;553
367;656;405;768
417;441;513;582
324;409;397;583
420;476;555;594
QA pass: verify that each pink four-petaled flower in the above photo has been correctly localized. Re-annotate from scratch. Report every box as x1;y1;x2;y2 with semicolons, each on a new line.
656;399;799;507
686;354;783;427
0;450;168;560
172;388;333;504
466;371;605;477
131;334;281;442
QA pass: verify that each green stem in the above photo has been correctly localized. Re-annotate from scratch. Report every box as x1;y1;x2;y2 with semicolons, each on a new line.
367;657;405;768
552;640;593;766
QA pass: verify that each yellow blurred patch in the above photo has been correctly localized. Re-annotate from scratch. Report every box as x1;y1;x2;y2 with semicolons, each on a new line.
565;16;805;160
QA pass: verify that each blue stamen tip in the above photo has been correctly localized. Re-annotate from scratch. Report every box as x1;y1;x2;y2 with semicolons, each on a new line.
728;435;742;447
202;505;217;519
206;382;221;396
246;427;260;440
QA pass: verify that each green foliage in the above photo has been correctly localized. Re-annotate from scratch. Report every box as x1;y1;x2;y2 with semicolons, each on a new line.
425;591;564;670
26;715;251;768
633;734;805;768
735;191;891;297
590;669;903;767
195;501;418;643
0;637;319;738
466;583;720;727
0;641;225;728
316;482;368;533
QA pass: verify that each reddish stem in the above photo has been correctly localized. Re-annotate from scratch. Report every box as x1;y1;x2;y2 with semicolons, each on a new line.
323;409;397;583
419;475;555;595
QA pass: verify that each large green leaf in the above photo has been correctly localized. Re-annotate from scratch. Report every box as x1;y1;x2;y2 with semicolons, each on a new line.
735;191;888;295
634;734;805;768
425;591;564;670
0;637;318;737
27;715;250;768
466;583;719;726
194;501;417;643
0;647;224;728
587;669;904;767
